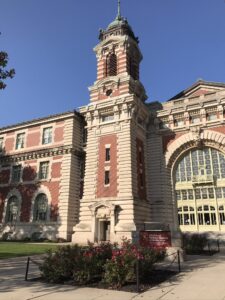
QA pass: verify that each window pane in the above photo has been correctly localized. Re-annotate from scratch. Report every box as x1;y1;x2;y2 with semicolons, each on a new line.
182;190;187;200
16;133;25;149
12;165;21;182
39;162;49;179
105;148;110;161
34;194;48;221
42;127;52;144
6;196;19;222
104;170;110;185
102;115;114;122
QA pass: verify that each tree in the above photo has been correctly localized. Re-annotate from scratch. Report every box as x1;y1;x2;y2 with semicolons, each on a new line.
0;51;15;89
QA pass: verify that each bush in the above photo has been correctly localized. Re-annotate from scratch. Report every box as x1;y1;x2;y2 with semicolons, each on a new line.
73;242;113;284
40;242;114;284
40;239;165;287
103;238;165;288
183;233;208;253
40;245;81;283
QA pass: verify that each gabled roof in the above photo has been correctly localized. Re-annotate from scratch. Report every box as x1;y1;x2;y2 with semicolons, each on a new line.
168;80;225;101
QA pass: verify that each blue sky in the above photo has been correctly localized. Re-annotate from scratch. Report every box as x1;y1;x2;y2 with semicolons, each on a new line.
1;0;225;127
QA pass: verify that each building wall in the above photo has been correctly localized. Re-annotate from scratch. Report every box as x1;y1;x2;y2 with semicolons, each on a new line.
0;112;83;241
148;87;225;240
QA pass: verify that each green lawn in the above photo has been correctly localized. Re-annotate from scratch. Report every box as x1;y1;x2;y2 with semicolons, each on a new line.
0;242;59;259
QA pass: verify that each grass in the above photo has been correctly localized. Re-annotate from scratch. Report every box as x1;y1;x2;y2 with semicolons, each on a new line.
0;242;59;259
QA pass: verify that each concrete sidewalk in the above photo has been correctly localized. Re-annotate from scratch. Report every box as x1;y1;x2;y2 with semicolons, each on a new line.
1;251;225;300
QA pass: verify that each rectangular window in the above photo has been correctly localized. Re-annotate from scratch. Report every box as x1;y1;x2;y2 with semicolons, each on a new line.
174;119;184;127
181;190;187;200
176;190;181;201
104;170;110;185
105;148;110;161
42;127;52;144
0;137;3;152
207;113;217;121
16;133;25;150
195;188;201;199
191;116;200;124
39;161;49;180
101;115;114;122
12;165;22;182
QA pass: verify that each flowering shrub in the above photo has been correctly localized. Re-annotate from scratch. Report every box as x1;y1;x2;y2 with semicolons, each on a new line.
40;239;165;287
103;238;165;288
73;242;114;284
40;245;80;283
40;242;114;284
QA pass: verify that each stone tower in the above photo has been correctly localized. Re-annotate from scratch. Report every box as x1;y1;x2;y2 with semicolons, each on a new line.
72;2;150;244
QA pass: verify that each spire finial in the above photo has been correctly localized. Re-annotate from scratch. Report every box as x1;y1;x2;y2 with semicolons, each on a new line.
117;0;121;19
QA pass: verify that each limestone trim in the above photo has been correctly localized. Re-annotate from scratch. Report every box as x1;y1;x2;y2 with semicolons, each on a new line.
0;145;83;164
166;129;225;169
89;201;116;217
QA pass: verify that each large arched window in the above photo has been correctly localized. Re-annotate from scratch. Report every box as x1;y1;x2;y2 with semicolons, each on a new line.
33;194;48;222
6;196;19;223
174;147;225;231
175;148;225;182
106;53;117;76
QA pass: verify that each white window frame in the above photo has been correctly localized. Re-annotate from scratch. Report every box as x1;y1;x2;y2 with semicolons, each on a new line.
39;161;50;180
42;127;53;145
15;132;25;150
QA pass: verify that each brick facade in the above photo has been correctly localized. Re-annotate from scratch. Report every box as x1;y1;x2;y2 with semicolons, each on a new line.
0;111;83;240
96;135;118;198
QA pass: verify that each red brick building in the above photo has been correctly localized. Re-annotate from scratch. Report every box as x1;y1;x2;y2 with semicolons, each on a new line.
0;111;84;240
1;6;225;246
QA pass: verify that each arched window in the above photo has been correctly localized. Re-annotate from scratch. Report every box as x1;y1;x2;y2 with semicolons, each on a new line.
197;205;217;225
6;196;19;223
106;53;117;76
178;206;195;225
33;194;48;222
175;148;225;183
174;147;225;232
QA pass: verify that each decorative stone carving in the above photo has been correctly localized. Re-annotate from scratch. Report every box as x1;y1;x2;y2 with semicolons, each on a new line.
191;126;202;148
96;206;110;219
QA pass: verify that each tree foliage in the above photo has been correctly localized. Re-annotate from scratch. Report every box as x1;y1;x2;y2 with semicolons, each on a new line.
0;51;15;89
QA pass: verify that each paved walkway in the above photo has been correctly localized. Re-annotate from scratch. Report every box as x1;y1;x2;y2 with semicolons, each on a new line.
1;251;225;300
